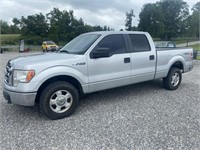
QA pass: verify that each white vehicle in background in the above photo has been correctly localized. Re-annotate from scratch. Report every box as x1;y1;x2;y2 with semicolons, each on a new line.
154;41;176;48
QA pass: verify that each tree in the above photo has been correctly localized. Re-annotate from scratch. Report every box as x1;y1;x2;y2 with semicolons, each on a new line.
137;0;190;39
47;8;69;42
10;18;21;34
0;19;21;34
138;3;164;37
12;18;21;28
192;2;200;11
47;8;86;42
17;13;49;44
188;2;200;38
20;13;49;37
159;0;189;39
2;8;114;44
125;9;135;31
0;20;10;34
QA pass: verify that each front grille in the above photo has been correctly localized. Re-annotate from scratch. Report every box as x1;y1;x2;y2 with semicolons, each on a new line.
5;61;13;86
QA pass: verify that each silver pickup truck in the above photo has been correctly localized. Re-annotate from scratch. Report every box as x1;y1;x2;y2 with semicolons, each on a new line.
3;31;193;119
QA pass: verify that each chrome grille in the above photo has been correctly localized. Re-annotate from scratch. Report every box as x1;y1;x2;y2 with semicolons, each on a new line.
5;61;13;86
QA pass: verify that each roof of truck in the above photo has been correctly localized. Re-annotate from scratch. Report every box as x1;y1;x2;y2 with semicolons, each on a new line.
84;31;148;35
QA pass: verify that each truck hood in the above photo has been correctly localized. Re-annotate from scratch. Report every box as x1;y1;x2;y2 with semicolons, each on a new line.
10;52;78;69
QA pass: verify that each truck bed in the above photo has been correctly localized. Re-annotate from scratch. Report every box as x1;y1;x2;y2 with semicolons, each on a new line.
155;47;193;79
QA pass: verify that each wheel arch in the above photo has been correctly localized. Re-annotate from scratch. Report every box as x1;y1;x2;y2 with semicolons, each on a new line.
35;75;83;103
164;60;183;80
170;61;184;71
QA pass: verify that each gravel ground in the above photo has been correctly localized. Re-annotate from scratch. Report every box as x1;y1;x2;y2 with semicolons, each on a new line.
0;52;200;150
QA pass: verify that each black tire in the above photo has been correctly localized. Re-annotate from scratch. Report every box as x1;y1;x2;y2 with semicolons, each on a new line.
39;81;79;120
163;67;182;90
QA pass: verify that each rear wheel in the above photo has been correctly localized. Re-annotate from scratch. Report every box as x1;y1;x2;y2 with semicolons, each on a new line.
39;81;79;120
163;67;182;90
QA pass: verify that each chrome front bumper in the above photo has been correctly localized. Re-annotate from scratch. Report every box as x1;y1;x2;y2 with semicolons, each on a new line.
3;88;36;106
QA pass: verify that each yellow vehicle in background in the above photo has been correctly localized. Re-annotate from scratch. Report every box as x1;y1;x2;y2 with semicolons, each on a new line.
42;41;59;52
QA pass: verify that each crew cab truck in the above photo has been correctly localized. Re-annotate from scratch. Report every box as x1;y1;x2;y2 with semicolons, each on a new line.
3;31;193;120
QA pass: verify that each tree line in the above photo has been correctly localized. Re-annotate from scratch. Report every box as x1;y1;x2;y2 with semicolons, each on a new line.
125;0;200;40
1;8;113;45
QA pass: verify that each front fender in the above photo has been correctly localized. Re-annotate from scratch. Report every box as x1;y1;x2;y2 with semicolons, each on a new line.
14;66;88;93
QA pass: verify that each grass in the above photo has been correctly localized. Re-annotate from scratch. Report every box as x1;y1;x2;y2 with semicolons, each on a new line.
0;34;21;45
0;34;42;51
190;44;200;51
173;39;188;45
173;39;199;45
190;44;200;60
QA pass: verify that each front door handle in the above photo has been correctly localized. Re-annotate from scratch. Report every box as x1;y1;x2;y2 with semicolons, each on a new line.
124;57;130;63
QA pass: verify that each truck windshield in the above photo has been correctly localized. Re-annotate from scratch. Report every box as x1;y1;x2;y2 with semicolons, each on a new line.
59;34;101;54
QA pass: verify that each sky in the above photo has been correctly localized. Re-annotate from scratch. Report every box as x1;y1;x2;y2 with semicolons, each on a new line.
0;0;199;30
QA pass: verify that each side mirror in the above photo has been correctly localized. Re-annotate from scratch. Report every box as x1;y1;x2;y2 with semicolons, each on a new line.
91;48;110;58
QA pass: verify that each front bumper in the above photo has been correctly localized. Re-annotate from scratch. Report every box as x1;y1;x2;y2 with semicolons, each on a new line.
3;88;36;106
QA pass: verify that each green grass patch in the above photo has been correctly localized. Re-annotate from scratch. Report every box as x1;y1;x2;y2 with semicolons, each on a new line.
190;44;200;51
190;44;200;60
173;39;187;45
173;39;199;45
196;55;200;60
0;34;21;45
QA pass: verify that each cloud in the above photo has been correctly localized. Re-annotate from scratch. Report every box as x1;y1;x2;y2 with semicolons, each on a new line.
1;0;51;23
48;0;147;30
73;8;125;30
54;0;130;12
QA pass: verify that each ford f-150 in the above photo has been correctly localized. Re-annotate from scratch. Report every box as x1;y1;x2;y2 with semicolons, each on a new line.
3;31;193;119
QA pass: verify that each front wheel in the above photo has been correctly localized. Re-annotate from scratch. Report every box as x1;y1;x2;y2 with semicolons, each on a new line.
39;81;79;120
163;67;182;90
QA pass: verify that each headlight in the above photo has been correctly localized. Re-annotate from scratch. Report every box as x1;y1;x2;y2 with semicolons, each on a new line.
13;70;35;86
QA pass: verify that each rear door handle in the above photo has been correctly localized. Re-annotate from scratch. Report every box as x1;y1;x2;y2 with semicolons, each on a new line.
124;57;130;63
149;55;155;60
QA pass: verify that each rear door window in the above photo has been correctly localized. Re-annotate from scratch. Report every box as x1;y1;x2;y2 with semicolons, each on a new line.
129;34;151;52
